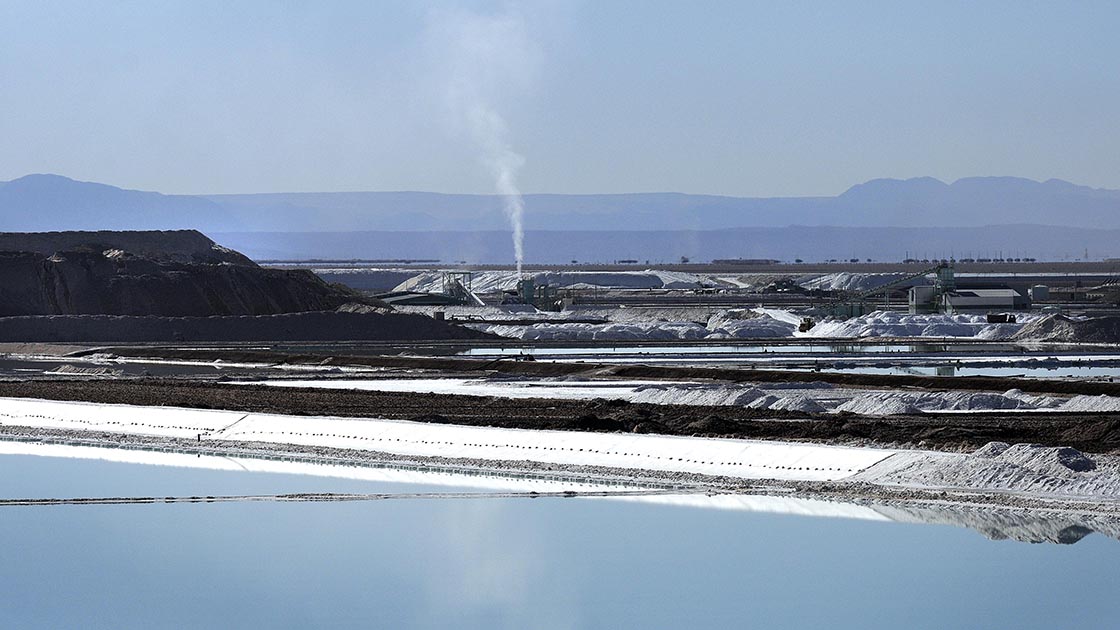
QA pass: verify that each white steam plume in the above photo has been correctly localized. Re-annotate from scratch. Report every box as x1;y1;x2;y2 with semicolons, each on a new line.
427;7;538;275
468;102;525;274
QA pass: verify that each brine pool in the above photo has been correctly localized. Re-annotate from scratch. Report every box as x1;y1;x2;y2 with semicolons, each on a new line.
0;442;1116;629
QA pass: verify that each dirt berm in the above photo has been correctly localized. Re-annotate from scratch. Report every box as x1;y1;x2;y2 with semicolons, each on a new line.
0;229;253;265
0;312;494;342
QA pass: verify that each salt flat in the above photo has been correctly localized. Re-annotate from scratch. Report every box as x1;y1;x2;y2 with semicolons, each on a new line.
0;397;894;482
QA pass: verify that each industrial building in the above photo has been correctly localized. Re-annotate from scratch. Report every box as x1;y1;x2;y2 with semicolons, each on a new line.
909;285;1029;314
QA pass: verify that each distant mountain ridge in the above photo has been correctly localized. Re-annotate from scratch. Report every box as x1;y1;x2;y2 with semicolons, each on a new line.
0;174;232;231
213;225;1120;264
2;173;1119;232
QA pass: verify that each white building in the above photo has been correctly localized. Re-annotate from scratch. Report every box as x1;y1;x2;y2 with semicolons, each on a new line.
909;286;1029;314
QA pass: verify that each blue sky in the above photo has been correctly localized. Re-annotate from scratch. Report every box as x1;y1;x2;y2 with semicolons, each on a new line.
1;0;1117;196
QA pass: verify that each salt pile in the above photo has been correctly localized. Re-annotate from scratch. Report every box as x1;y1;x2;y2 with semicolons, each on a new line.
706;310;798;338
834;388;1067;415
855;442;1120;497
835;390;1030;415
1003;388;1064;409
1061;395;1120;413
1013;314;1120;344
797;272;911;293
836;393;922;416
630;385;831;412
394;304;561;321
396;270;716;293
475;321;712;341
764;394;827;413
631;385;768;407
976;442;1096;474
475;311;797;341
931;391;1037;411
803;311;1030;339
436;305;1039;341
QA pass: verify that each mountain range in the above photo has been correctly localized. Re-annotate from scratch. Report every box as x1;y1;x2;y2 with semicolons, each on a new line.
212;225;1120;265
3;173;1119;232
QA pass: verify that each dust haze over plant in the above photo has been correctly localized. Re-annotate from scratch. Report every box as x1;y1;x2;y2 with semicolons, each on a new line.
425;5;541;275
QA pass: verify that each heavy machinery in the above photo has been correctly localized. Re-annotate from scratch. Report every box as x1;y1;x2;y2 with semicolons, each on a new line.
441;271;486;306
501;276;563;311
825;262;954;318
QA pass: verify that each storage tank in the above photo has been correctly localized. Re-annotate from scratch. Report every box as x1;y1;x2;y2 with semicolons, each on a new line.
1029;285;1050;301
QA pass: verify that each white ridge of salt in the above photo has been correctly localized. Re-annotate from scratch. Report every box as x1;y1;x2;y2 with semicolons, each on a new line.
0;397;895;482
706;310;798;339
630;385;768;407
855;442;1120;498
1003;389;1064;409
5;398;1118;500
467;309;1044;342
746;394;780;409
797;273;911;293
766;395;827;413
0;440;895;521
835;393;923;416
1061;395;1120;413
835;390;1049;415
473;321;714;342
801;310;1038;339
395;270;714;294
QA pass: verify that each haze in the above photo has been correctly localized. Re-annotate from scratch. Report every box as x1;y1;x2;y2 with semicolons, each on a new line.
2;0;1118;197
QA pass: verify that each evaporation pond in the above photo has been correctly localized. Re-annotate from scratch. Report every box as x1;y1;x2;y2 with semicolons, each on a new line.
0;443;1116;629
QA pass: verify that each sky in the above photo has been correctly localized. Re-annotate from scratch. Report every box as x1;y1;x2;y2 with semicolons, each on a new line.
1;0;1118;197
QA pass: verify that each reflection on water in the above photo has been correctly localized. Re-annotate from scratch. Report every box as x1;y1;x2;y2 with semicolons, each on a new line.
869;503;1116;545
0;441;1117;629
0;440;1116;546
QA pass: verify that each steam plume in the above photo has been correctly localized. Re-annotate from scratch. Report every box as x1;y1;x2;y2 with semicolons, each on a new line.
428;7;536;274
469;105;525;274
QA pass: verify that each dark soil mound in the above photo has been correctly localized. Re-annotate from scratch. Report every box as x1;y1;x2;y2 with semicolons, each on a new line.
0;230;375;316
685;415;742;435
0;230;253;265
562;414;626;432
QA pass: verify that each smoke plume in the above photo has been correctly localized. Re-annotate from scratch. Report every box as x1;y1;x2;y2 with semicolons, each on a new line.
427;6;537;274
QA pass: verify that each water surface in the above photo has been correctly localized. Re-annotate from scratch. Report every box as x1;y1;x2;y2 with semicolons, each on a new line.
0;448;1115;629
